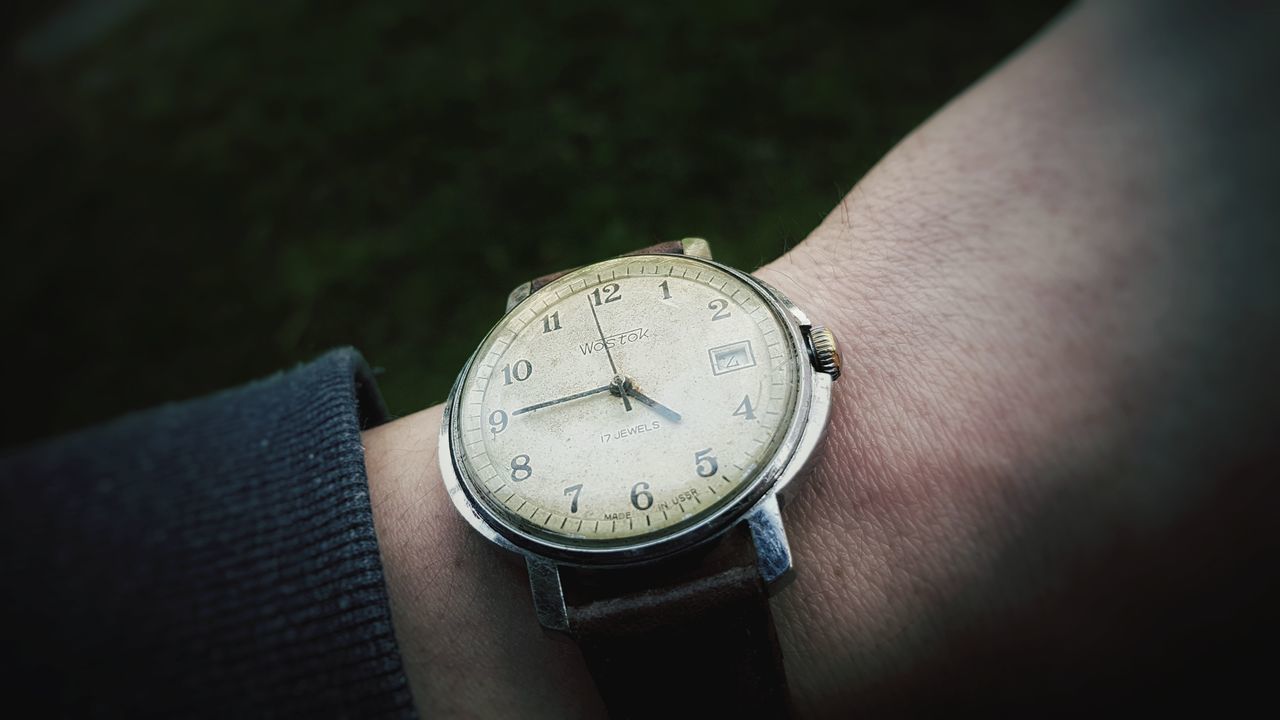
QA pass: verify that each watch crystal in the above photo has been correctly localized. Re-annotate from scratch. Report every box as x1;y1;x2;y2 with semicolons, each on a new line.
451;255;800;546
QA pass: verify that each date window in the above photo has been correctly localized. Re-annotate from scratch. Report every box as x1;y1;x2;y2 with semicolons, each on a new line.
708;340;757;376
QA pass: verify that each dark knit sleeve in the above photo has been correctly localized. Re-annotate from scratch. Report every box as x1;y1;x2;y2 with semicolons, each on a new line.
0;348;416;718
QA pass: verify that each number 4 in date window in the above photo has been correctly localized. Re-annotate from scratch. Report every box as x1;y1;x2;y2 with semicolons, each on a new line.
708;340;757;376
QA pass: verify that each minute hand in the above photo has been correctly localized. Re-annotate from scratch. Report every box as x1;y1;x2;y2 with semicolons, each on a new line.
587;295;632;411
627;389;682;423
512;385;612;416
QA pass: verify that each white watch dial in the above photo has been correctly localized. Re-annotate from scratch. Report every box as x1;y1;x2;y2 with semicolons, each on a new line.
451;254;801;546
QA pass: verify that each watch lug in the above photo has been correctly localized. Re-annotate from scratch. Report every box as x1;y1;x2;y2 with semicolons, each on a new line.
505;281;533;313
526;555;570;633
746;494;794;592
680;237;713;259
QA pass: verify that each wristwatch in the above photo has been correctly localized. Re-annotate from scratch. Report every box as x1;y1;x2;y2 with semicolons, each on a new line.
439;238;840;717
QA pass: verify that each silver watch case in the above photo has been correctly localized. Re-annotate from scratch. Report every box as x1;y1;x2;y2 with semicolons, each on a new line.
438;252;834;630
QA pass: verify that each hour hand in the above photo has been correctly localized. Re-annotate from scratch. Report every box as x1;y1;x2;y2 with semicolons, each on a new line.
626;388;682;423
512;385;612;416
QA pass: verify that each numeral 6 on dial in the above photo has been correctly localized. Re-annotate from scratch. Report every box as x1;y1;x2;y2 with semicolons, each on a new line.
630;482;653;511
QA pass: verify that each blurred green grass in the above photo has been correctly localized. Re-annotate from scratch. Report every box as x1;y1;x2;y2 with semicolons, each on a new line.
1;0;1064;447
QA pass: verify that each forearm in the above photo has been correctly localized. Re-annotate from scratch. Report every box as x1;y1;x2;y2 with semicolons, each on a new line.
758;0;1280;710
365;1;1280;715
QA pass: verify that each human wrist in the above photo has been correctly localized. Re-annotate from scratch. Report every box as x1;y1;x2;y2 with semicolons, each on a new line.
363;405;606;718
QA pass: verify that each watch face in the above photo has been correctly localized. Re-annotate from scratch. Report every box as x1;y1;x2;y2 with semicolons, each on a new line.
450;254;802;550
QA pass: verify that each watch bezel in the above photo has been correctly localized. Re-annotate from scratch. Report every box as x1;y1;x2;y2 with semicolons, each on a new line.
438;253;826;567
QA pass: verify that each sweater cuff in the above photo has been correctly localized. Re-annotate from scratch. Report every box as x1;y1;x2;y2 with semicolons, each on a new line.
3;348;416;717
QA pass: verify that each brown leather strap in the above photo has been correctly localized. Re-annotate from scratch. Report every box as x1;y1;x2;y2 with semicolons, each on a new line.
529;240;686;293
561;525;791;719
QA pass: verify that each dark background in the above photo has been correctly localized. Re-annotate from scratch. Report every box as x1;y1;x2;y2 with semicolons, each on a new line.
2;0;1066;448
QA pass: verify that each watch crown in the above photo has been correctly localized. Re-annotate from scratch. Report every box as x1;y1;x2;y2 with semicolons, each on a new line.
808;326;842;380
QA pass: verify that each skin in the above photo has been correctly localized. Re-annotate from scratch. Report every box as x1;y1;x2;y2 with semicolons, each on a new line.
364;1;1280;716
